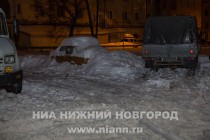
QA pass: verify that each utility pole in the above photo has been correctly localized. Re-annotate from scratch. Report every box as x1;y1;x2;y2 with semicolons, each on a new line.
85;0;94;36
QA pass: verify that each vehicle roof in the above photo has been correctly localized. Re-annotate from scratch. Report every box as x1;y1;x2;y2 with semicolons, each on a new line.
143;16;198;44
123;34;134;38
60;36;100;48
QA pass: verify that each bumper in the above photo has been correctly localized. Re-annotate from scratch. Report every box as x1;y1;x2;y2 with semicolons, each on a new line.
144;57;198;68
0;70;23;86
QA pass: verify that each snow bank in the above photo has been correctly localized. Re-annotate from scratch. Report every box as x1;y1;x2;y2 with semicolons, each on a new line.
48;36;145;81
199;55;210;68
20;55;80;75
21;55;55;69
79;51;145;81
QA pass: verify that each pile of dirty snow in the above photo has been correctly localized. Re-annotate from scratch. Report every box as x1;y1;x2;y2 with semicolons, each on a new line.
79;50;145;81
48;36;145;81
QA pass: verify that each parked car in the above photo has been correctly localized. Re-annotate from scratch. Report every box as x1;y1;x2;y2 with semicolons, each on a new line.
50;36;107;64
101;34;142;54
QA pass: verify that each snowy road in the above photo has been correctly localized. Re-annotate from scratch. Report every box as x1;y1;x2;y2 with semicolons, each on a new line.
0;55;210;140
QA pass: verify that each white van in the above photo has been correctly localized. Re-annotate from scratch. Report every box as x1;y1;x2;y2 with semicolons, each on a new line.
0;8;22;94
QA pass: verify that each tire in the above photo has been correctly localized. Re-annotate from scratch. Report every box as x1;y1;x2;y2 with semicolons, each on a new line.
5;82;22;94
188;68;196;76
145;60;154;68
5;86;13;93
13;82;22;94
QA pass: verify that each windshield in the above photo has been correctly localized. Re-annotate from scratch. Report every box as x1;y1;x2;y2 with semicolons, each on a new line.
0;13;7;35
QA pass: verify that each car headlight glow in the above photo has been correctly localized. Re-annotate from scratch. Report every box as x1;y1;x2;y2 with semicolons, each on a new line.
4;55;15;64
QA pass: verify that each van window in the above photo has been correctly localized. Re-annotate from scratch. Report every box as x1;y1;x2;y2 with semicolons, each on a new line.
0;13;7;35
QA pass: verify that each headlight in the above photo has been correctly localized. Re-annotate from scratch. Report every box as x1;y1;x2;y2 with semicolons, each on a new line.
60;46;74;54
4;55;15;64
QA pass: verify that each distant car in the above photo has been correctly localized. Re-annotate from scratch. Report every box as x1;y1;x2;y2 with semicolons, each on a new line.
121;34;140;43
50;36;107;64
101;34;142;54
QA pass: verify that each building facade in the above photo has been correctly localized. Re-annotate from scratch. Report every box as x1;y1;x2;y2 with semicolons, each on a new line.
1;0;209;48
201;0;210;40
147;0;210;41
1;0;147;48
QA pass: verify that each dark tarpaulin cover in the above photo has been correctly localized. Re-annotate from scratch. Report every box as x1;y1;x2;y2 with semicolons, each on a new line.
143;16;198;45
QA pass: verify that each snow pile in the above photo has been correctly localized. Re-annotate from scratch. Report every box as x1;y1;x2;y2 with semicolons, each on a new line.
199;55;210;68
21;55;55;69
20;55;80;75
49;36;145;81
80;50;145;81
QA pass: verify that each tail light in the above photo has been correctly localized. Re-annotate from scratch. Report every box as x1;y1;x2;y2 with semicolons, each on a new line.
189;49;194;54
145;50;149;55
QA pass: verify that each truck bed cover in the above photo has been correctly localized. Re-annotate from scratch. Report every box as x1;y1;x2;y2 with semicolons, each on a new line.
143;16;198;45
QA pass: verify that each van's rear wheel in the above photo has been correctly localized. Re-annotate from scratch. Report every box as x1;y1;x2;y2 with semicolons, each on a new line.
188;68;196;76
5;82;22;94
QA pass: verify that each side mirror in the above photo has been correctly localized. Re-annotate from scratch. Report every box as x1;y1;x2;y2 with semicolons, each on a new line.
12;17;19;40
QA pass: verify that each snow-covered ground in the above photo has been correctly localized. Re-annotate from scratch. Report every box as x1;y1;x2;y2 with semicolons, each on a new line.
0;37;210;140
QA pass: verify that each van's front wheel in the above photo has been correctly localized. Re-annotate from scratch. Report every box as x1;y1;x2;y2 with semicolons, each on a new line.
6;82;22;94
